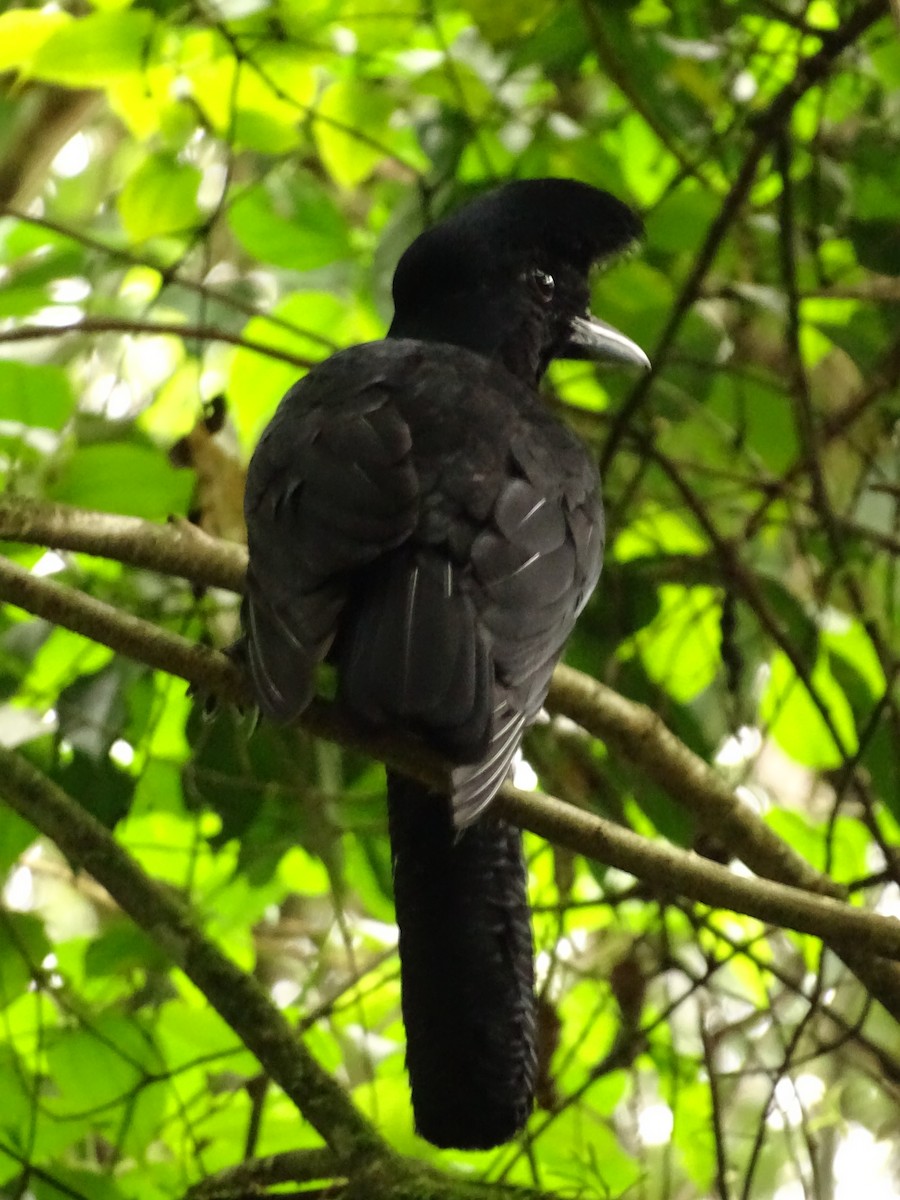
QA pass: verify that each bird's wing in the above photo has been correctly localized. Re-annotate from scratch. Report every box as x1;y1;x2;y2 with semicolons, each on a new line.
335;545;495;762
451;458;604;827
242;365;419;722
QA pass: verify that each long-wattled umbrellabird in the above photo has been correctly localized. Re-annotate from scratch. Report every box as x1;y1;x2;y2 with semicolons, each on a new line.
240;177;649;1150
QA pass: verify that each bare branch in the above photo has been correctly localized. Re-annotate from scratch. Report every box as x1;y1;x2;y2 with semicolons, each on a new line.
0;744;388;1169
0;316;315;368
4;502;900;1020
4;542;900;976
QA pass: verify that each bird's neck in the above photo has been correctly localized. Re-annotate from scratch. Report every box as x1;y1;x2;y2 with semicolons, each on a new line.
388;294;545;387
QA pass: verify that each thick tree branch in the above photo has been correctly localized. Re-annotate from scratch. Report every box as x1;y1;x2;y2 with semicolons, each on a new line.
0;742;572;1200
546;665;829;894
0;498;246;590
3;545;900;985
4;501;900;1022
185;1148;343;1199
498;787;900;962
0;744;388;1170
0;498;864;888
0;548;247;706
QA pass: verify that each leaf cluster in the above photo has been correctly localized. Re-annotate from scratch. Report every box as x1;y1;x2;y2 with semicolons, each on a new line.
0;1;898;1198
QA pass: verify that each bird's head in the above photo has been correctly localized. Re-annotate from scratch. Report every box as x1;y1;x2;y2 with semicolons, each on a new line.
388;177;649;384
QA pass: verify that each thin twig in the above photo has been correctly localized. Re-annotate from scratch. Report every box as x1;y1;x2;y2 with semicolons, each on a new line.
0;316;316;368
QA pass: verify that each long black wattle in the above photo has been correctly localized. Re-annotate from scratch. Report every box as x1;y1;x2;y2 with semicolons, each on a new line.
387;772;536;1150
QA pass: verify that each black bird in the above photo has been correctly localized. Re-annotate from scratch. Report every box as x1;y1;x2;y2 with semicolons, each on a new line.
240;178;647;1149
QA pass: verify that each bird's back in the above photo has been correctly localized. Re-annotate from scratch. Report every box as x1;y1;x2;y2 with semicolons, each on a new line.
246;337;604;821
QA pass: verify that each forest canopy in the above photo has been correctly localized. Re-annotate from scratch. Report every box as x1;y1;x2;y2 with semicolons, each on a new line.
0;1;899;1198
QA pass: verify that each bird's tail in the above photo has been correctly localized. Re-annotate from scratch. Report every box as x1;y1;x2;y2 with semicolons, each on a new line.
387;772;536;1150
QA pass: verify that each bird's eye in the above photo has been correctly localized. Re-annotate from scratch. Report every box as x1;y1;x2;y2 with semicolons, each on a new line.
532;269;555;302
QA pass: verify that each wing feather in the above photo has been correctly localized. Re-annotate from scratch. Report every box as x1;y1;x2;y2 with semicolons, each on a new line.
242;361;418;722
337;548;493;761
446;469;603;825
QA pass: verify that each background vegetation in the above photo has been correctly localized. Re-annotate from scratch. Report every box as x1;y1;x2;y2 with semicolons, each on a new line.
0;0;898;1197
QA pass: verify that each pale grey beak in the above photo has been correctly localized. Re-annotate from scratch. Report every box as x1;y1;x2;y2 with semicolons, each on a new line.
564;314;650;370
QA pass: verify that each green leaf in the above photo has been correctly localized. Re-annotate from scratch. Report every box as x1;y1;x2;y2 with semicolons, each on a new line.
0;809;37;876
871;36;900;87
767;809;869;881
231;52;312;153
849;218;900;276
118;155;202;242
864;719;900;827
85;920;169;979
0;362;74;431
46;1022;145;1114
0;228;86;318
16;627;112;710
649;184;719;255
53;751;136;829
342;831;395;923
761;649;858;768
535;1105;640;1194
0;9;71;73
623;584;722;703
757;574;819;672
459;0;558;42
0;1047;33;1147
228;173;351;271
57;664;128;760
0;914;50;1010
824;618;887;703
155;997;245;1071
30;10;154;86
614;504;707;560
673;1080;716;1191
227;290;379;450
48;442;194;520
706;371;799;473
315;78;426;186
32;1168;129;1200
410;61;496;120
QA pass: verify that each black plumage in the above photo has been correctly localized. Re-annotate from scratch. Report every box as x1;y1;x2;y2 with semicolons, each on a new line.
241;178;647;1149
